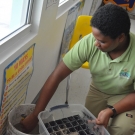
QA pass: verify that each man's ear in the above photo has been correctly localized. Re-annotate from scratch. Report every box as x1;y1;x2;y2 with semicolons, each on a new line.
117;33;125;42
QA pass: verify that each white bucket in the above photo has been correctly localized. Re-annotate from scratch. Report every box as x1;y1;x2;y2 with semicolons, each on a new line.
7;104;40;135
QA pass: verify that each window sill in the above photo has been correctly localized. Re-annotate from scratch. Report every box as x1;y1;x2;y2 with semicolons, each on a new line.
0;24;31;46
0;24;37;64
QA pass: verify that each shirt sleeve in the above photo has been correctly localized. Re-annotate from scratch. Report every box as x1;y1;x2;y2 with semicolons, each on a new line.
63;33;95;71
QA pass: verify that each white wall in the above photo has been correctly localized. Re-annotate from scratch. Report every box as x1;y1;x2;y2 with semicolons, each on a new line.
25;0;67;103
130;19;135;34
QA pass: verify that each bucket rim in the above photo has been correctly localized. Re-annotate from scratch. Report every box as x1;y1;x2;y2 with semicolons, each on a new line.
7;104;40;135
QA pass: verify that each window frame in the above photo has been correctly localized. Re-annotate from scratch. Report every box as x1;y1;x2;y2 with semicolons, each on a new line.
0;0;34;42
0;0;44;64
59;0;69;6
57;0;80;19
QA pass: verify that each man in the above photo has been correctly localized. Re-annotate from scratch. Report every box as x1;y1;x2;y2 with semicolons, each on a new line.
22;4;135;135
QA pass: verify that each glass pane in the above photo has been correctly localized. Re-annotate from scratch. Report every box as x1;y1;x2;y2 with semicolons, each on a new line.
0;0;30;40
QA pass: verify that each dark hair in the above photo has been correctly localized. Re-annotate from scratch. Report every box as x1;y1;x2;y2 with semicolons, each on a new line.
91;4;131;39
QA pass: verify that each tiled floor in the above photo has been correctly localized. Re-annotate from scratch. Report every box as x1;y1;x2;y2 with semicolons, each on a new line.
46;68;92;109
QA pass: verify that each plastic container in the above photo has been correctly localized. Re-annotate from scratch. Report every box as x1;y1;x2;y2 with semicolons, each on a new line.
7;104;40;135
38;104;110;135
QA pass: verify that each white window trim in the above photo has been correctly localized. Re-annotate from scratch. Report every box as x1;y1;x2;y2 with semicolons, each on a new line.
59;0;69;6
0;25;34;64
56;0;80;19
0;25;30;46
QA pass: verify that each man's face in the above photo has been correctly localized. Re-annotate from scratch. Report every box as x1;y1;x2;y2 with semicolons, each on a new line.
92;27;120;52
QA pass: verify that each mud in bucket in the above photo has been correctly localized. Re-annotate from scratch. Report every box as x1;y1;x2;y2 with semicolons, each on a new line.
7;104;40;135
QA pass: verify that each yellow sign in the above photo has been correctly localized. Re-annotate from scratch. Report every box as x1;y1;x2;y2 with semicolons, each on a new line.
5;46;33;85
0;44;35;134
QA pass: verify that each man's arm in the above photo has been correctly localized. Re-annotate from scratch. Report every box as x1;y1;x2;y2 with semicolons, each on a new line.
96;92;135;127
21;60;73;132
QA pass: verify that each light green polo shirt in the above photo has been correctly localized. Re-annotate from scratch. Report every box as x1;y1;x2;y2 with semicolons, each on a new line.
63;33;135;94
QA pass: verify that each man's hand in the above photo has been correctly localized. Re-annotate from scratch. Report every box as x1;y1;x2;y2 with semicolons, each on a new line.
96;108;113;128
20;113;38;133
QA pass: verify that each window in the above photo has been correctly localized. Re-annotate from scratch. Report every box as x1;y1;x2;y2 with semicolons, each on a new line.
0;0;33;41
59;0;69;6
57;0;80;18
